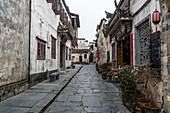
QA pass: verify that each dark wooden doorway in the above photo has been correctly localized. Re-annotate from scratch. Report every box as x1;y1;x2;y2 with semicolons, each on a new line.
79;56;82;63
60;43;65;70
117;41;123;68
123;36;130;65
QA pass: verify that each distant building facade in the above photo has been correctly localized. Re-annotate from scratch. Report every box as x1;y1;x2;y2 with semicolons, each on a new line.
72;49;89;64
89;40;97;63
77;38;88;49
72;38;89;64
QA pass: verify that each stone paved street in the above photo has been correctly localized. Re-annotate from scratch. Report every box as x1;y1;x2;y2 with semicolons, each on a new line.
45;64;130;113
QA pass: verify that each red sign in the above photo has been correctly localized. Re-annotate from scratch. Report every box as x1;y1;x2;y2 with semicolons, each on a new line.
116;43;117;62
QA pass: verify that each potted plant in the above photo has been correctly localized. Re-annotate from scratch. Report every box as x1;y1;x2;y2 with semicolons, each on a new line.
118;65;136;94
122;93;143;113
134;65;160;112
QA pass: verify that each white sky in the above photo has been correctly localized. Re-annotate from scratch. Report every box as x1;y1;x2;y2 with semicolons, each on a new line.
65;0;118;42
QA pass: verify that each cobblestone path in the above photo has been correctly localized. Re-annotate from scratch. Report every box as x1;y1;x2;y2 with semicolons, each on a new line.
45;64;130;113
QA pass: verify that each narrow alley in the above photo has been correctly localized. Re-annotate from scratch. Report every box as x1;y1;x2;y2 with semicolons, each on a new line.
1;0;170;112
45;64;130;113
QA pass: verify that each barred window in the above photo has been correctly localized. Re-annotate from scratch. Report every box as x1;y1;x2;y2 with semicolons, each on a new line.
37;39;46;60
51;36;56;59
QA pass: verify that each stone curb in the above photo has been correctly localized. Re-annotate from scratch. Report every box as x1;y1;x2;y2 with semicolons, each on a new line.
27;66;83;113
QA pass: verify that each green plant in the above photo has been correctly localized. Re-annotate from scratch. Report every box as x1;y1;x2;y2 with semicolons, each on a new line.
102;74;107;80
101;63;112;74
122;94;141;112
118;65;136;90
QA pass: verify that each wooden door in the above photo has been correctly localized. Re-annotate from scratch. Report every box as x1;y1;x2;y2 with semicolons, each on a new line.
79;56;82;63
60;44;63;68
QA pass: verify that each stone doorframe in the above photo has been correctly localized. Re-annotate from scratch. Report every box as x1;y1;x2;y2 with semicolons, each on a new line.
134;14;151;66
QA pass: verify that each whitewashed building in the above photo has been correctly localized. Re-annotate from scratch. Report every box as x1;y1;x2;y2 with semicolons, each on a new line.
29;0;79;87
96;18;109;66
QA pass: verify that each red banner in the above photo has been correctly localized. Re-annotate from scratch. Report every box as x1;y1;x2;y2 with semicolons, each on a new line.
72;43;75;49
116;43;117;62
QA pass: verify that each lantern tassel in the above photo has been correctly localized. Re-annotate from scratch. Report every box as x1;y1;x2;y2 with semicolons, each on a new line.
156;26;157;36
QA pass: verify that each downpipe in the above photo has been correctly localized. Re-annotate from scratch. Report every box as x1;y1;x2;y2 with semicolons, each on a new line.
159;96;166;113
28;0;31;86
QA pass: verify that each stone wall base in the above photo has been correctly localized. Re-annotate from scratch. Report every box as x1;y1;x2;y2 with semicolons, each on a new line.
28;69;58;88
0;80;28;102
0;69;59;102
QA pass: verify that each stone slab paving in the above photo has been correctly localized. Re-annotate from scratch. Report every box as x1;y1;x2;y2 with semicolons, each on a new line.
45;64;131;113
0;65;82;113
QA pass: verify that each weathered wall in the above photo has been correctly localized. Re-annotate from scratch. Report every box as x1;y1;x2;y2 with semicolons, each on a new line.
0;0;30;101
106;36;112;63
93;43;97;63
161;0;170;112
78;39;88;49
97;19;107;66
89;42;97;63
30;0;59;74
66;40;72;68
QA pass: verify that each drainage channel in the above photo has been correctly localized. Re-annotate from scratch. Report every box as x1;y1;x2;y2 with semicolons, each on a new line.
40;66;83;113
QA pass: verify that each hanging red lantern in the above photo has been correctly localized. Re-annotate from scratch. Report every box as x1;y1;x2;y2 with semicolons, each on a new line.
152;0;161;36
152;10;160;25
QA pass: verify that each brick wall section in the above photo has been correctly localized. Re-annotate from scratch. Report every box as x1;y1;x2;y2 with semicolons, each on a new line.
0;0;30;101
161;0;170;112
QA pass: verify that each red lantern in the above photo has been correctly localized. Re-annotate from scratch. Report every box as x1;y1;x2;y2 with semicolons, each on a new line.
152;10;160;25
152;1;161;36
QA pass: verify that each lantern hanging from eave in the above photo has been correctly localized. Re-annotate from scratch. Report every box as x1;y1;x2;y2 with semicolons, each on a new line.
152;0;161;36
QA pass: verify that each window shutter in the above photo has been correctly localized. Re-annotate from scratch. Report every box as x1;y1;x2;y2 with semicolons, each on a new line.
168;0;170;12
51;36;56;59
37;39;46;60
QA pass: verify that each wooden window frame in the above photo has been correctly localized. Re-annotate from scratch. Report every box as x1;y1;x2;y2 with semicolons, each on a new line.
66;47;68;60
37;39;46;60
51;36;56;59
69;49;71;60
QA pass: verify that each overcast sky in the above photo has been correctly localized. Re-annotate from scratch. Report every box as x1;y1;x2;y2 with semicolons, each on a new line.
65;0;117;42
